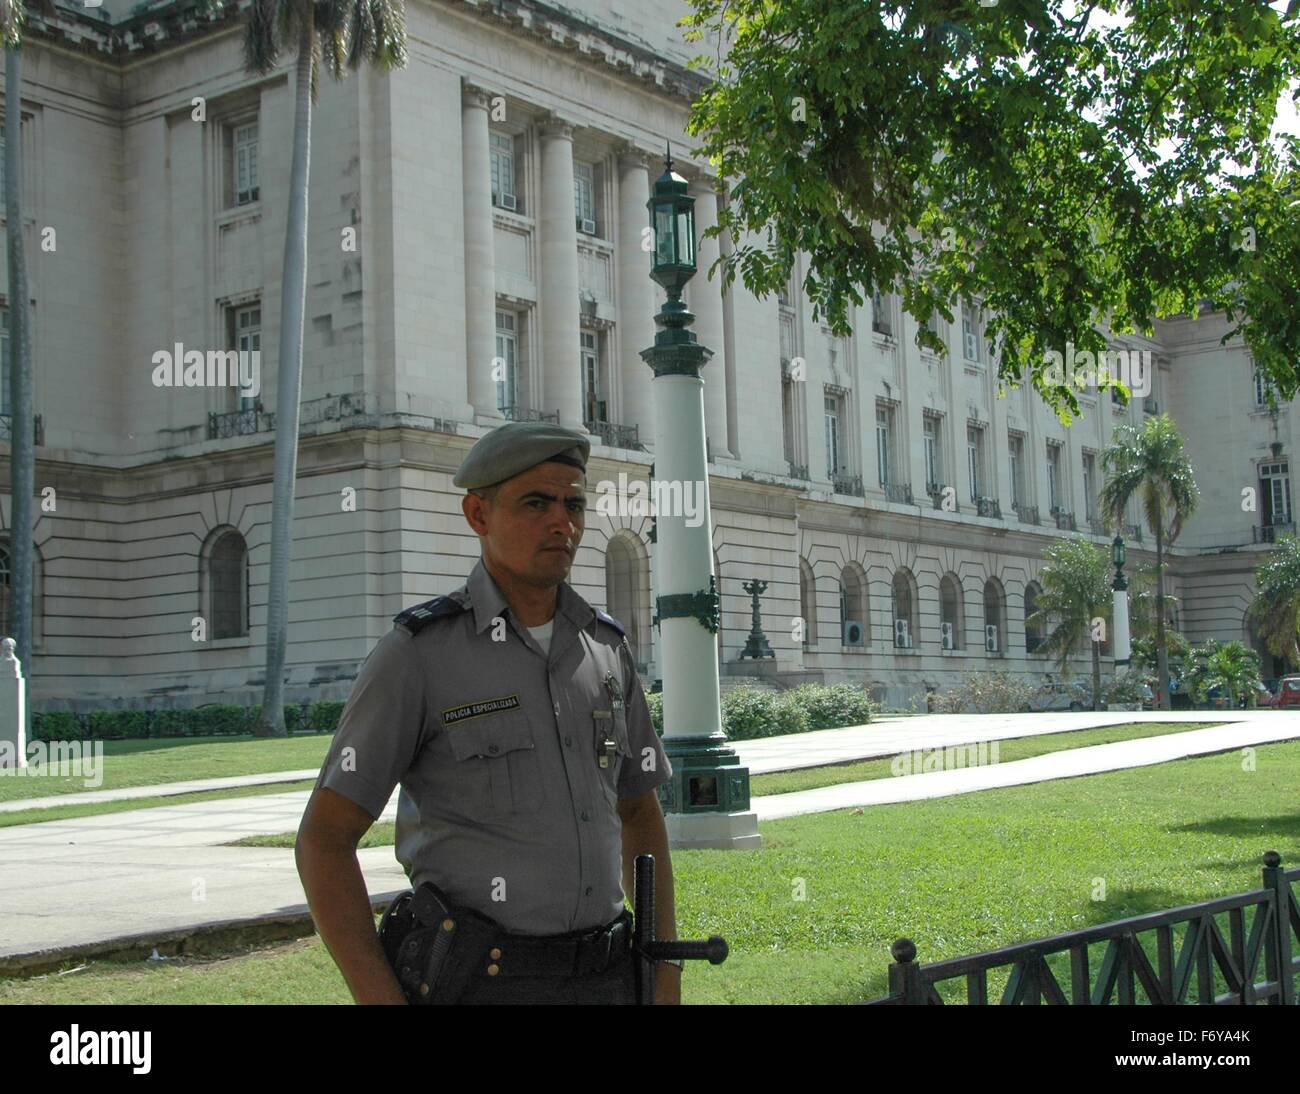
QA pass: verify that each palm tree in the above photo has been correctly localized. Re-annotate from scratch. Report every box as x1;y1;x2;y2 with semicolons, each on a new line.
1099;414;1200;711
1247;531;1300;669
1;0;54;684
1185;639;1262;709
1025;537;1113;710
245;0;406;735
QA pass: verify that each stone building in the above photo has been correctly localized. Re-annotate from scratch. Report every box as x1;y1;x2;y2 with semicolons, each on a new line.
0;0;1293;714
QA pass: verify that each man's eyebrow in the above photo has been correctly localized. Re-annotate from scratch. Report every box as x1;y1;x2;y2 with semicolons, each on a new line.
518;490;587;502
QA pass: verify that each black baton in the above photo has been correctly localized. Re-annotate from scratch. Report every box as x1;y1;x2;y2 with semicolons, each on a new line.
631;852;728;1004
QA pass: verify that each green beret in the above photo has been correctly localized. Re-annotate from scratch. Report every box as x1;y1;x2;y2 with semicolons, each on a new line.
453;421;591;490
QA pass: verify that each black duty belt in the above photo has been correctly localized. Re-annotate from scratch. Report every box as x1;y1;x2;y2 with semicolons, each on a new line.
475;909;633;978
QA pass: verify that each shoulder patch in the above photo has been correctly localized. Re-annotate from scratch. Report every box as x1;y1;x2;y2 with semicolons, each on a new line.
394;595;468;635
594;607;626;637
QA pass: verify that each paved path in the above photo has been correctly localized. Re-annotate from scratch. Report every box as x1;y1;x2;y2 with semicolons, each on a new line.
1;710;1293;962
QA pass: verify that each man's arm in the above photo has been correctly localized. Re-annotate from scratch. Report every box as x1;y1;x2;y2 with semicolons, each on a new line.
296;787;408;1005
618;789;681;1003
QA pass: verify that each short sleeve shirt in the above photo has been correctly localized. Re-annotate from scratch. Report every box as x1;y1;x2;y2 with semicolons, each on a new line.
313;557;671;935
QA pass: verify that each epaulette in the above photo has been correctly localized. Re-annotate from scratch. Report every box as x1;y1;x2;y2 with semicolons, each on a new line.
593;607;626;637
393;595;468;635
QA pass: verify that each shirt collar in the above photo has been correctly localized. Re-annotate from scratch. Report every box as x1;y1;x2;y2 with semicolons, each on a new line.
467;556;595;636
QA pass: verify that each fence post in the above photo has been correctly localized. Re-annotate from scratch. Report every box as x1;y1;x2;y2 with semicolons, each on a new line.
887;938;928;1005
1262;850;1295;1006
1;637;28;769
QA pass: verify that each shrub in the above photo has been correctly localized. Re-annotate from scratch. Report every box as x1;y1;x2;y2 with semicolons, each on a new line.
150;709;191;738
722;687;808;740
305;701;345;732
783;682;875;729
34;710;84;742
191;705;248;736
86;709;149;740
932;672;1035;714
645;690;663;736
1104;669;1150;705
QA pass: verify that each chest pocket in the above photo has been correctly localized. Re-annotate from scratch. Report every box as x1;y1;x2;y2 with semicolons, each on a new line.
444;710;545;817
593;705;633;806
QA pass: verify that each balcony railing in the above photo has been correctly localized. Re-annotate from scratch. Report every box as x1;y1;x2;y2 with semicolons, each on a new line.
831;473;865;497
300;392;372;427
1088;516;1107;536
209;404;274;439
1053;509;1077;531
1123;522;1144;543
584;418;644;451
1014;502;1040;525
976;496;1002;519
927;483;957;512
500;405;559;424
0;413;43;445
883;482;913;505
1254;521;1296;544
787;460;809;480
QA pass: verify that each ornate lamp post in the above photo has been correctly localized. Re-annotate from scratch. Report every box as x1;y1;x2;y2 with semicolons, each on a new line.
1111;534;1131;668
642;151;759;850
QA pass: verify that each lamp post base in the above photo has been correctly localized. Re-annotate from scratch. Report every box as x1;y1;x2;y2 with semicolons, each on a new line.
665;810;763;850
655;733;763;849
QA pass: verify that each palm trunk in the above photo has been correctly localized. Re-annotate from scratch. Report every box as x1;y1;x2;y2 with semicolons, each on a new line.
1091;638;1101;710
1155;519;1171;711
6;48;34;693
257;14;313;737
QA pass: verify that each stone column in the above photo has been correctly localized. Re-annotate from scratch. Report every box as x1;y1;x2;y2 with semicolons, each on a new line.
690;178;731;458
538;116;586;432
618;148;656;442
462;82;500;420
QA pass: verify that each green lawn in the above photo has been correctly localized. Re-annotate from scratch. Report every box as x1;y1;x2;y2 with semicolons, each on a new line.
0;733;332;802
4;737;1295;1005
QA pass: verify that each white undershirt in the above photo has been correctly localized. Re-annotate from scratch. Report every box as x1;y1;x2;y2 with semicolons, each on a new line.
526;617;555;656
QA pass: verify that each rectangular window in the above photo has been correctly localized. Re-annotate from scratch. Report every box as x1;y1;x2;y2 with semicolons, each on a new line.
1260;461;1292;525
825;396;841;476
923;414;939;487
1255;365;1269;408
962;303;980;362
1082;452;1096;521
1047;443;1062;511
0;132;5;200
1008;434;1024;507
229;303;261;410
495;310;518;413
234;122;259;206
0;305;8;417
490;132;516;210
581;330;603;421
876;404;894;487
872;289;892;336
574;162;595;231
782;377;797;463
967;425;983;501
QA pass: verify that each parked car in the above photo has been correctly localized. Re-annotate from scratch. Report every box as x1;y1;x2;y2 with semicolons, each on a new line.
1250;681;1278;709
1276;675;1300;709
1026;680;1092;712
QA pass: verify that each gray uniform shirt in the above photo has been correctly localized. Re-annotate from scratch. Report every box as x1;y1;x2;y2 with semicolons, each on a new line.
313;557;672;935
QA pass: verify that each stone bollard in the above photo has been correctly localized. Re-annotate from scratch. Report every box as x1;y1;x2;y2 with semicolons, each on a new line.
1;637;28;768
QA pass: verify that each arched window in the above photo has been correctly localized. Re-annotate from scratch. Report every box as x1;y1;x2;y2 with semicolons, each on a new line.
209;530;249;639
605;534;651;668
891;568;918;648
839;564;868;647
983;577;1006;654
1024;581;1044;654
799;559;817;648
939;573;963;650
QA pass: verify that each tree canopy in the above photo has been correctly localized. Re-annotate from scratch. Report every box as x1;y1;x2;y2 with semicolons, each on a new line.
683;0;1300;421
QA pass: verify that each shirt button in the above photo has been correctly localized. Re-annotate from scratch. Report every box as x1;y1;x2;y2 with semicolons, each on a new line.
585;886;593;896
564;736;572;747
553;704;560;716
487;745;499;754
581;810;589;821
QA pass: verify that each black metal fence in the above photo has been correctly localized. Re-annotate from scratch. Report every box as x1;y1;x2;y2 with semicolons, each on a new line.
863;851;1299;1005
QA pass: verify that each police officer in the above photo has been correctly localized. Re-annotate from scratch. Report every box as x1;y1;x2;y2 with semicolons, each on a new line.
296;421;681;1004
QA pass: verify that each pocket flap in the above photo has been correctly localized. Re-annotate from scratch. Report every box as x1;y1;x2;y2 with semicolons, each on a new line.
446;713;535;761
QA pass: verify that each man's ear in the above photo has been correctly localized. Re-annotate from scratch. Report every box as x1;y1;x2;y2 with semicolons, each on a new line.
463;492;488;535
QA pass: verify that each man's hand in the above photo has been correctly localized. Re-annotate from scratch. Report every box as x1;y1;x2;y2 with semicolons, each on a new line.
654;962;682;1005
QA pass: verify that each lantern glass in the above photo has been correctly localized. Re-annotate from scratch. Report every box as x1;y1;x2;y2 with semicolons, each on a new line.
676;207;695;267
1112;536;1126;568
654;204;677;267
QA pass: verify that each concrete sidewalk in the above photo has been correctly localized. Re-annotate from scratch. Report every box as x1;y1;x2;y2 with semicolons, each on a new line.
1;710;1292;964
0;709;1254;813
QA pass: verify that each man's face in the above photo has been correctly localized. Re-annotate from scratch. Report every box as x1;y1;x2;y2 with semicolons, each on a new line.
463;461;586;588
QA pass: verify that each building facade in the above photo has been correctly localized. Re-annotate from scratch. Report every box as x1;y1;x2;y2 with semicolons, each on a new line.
0;0;1294;714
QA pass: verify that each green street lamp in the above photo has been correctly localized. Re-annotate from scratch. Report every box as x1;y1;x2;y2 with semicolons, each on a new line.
1111;534;1131;667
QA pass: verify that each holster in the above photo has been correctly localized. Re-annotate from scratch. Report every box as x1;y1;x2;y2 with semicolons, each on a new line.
377;881;502;1005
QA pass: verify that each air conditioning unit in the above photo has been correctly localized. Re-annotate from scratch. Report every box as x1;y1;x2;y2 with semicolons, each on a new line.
985;624;999;652
940;622;954;650
578;216;597;235
498;192;517;211
893;619;912;648
843;620;865;646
